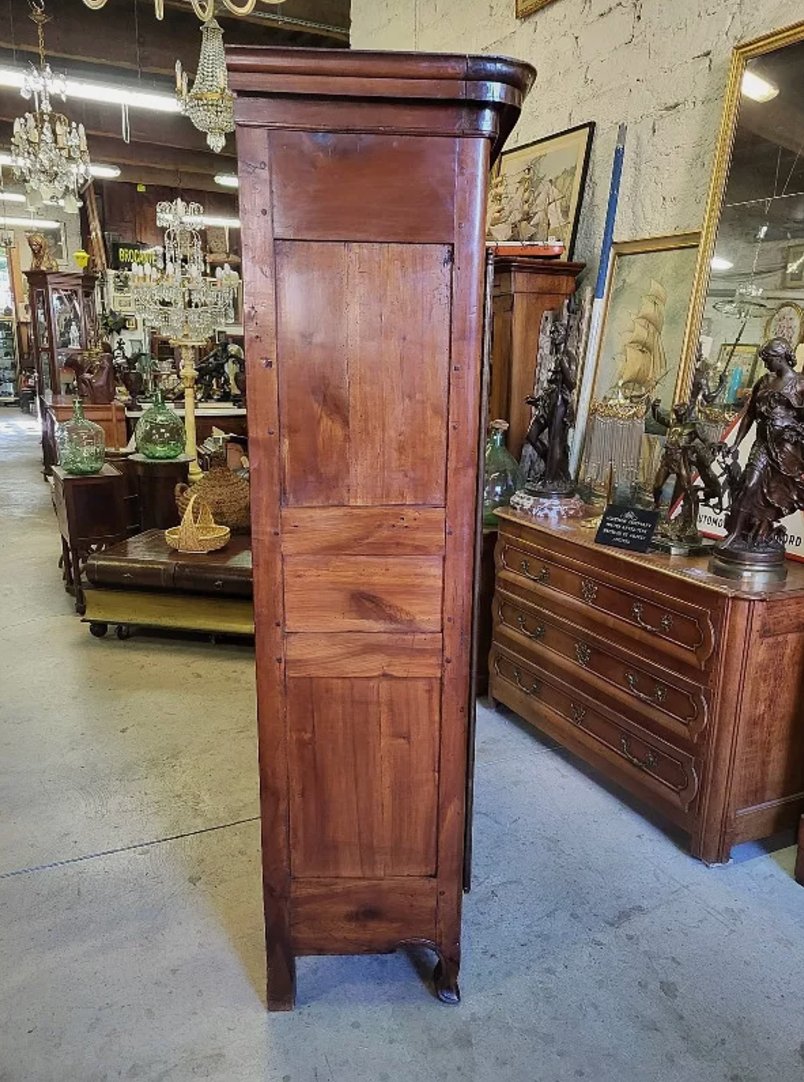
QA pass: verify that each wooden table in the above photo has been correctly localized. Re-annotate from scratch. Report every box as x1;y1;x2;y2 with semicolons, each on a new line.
51;464;127;613
83;529;253;639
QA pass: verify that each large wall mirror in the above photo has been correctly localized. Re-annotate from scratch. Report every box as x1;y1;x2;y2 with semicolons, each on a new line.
683;20;804;412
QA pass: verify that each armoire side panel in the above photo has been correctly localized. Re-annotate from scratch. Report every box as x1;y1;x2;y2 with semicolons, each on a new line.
287;676;441;878
276;240;452;507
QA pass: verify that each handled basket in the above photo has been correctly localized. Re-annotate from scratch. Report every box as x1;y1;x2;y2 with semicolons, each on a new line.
165;494;231;554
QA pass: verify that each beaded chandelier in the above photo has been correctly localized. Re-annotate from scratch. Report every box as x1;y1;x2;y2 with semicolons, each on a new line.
175;17;233;153
81;1;286;20
11;2;91;210
130;197;236;344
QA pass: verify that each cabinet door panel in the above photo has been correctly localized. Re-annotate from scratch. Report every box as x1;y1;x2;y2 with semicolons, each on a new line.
288;676;440;878
277;240;451;507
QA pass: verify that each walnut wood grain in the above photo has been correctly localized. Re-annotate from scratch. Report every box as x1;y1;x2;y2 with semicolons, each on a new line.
285;633;442;677
284;555;443;632
281;507;446;556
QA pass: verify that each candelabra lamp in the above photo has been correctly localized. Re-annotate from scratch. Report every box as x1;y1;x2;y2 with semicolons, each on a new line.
130;197;236;480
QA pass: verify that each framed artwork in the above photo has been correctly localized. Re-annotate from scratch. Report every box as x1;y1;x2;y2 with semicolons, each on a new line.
713;342;759;403
765;301;804;346
783;242;804;288
124;315;138;331
487;122;594;259
516;0;558;15
591;233;701;412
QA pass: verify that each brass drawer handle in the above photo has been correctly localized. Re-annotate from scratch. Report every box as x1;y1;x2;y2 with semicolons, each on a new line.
575;641;592;668
580;578;598;603
570;703;586;726
625;671;667;706
516;614;545;641
631;601;673;634
620;734;658;772
513;668;540;696
519;559;550;585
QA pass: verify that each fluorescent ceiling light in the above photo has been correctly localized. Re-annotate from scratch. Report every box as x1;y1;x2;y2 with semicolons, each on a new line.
0;215;61;229
0;191;26;203
202;215;240;228
711;256;733;271
742;70;779;103
0;152;120;180
214;173;239;188
0;66;180;113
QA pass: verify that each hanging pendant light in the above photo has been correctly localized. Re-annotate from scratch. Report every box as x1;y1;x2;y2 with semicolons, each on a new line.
80;1;287;19
11;1;92;210
175;17;234;153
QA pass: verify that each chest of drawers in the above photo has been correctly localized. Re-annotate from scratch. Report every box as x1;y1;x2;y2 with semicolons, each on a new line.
489;509;804;864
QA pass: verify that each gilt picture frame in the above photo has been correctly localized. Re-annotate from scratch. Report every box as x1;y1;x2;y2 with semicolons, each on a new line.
516;0;559;16
488;122;594;259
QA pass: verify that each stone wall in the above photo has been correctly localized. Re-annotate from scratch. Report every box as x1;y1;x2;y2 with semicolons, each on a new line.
350;0;803;280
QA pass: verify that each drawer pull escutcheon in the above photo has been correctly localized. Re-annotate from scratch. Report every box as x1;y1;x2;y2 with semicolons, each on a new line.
625;671;667;705
620;734;658;771
570;703;586;726
513;668;540;696
575;641;592;667
519;559;550;585
631;601;673;634
516;614;546;640
580;578;598;603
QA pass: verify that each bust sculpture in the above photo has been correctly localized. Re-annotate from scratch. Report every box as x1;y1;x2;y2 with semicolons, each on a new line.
26;231;58;272
713;337;804;579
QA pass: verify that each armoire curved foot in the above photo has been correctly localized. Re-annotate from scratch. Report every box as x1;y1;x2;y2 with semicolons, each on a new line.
433;958;461;1004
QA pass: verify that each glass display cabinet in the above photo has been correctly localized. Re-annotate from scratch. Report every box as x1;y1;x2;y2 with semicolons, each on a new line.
24;270;98;404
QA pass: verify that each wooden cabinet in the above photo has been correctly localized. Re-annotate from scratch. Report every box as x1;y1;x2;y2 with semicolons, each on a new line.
490;509;804;865
490;258;585;460
229;47;533;1009
25;271;97;403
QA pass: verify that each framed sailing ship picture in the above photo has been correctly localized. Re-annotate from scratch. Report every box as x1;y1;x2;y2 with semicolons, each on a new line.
487;122;594;259
591;233;701;412
516;0;560;16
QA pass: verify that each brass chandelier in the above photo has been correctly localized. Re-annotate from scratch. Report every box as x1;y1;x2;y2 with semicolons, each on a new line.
80;0;286;18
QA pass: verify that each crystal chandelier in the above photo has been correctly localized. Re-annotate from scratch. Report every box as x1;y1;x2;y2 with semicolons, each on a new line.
175;17;233;153
130;197;236;343
11;2;91;210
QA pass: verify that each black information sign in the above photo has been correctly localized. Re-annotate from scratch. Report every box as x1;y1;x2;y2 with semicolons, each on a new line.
594;504;660;553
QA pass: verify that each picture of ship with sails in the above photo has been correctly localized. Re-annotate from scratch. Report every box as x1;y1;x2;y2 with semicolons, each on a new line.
611;278;669;399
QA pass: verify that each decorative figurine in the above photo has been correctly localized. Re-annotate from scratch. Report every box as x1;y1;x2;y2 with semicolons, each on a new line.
712;337;804;581
26;231;58;271
650;397;723;553
521;310;578;497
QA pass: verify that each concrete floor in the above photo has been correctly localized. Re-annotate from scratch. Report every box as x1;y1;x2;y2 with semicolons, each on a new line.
1;411;803;1082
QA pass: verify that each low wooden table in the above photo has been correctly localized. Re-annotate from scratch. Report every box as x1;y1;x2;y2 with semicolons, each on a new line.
83;529;253;639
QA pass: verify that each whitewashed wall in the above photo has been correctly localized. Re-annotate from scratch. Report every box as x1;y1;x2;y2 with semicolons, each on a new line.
350;0;803;282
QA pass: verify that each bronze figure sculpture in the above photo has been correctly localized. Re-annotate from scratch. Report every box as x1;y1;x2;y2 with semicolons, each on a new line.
713;337;804;580
522;312;578;496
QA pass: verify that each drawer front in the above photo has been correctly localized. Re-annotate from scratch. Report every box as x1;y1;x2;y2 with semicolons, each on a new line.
495;592;709;739
497;534;719;675
490;645;700;814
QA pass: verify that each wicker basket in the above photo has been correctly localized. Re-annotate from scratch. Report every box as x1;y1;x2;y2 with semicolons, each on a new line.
165;494;231;554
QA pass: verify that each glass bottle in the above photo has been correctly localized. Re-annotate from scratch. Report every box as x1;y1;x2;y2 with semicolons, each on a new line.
483;419;522;526
134;386;185;459
56;398;105;475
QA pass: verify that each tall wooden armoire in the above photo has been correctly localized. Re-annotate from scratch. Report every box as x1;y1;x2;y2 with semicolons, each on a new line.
229;47;534;1010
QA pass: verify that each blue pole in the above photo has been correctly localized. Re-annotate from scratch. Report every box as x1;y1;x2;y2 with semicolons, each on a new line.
594;123;627;299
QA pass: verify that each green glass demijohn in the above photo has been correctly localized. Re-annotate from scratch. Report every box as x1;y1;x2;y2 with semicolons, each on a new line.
482;419;523;526
56;398;105;475
134;386;185;460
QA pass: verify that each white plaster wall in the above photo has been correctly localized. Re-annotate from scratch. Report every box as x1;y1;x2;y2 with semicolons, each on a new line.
350;0;804;281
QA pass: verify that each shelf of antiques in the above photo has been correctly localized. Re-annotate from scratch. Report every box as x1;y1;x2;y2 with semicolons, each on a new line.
488;507;804;865
25;268;98;406
490;257;585;461
229;45;533;1008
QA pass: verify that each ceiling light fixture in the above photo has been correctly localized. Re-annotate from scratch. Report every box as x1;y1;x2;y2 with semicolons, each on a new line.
214;173;239;188
80;0;287;19
176;17;234;153
0;191;27;203
0;67;180;113
711;256;734;271
201;214;240;228
741;70;779;103
0;214;61;229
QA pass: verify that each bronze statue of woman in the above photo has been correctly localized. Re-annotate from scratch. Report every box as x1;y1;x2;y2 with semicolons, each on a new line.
523;316;577;496
714;337;804;578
